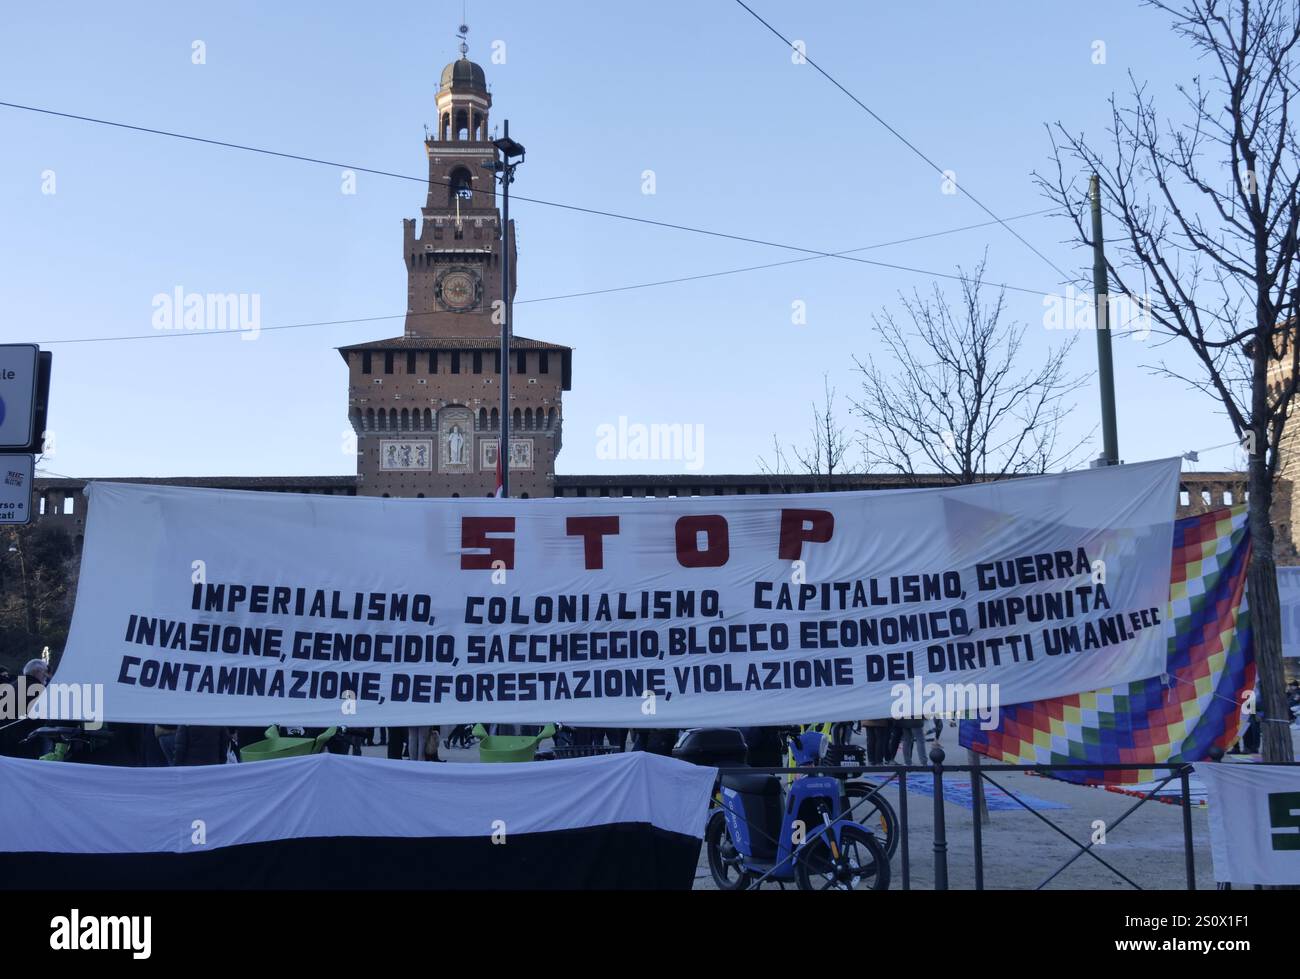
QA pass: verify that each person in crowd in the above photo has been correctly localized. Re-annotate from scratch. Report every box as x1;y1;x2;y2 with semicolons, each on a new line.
884;717;904;764
898;714;927;766
407;725;430;761
387;726;408;760
22;658;50;687
172;725;230;766
740;726;783;768
1242;708;1262;754
0;660;51;758
603;728;628;752
444;724;475;749
137;724;168;766
154;724;178;765
406;725;442;761
0;671;36;758
643;728;680;756
425;726;444;761
862;717;889;766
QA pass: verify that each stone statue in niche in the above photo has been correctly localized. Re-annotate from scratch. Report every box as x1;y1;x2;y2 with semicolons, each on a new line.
448;425;466;466
438;406;474;472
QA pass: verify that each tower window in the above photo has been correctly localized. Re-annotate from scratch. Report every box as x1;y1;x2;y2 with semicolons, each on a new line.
449;167;473;206
362;352;372;374
406;351;416;374
516;351;527;374
384;352;394;375
539;352;549;374
473;351;483;373
428;351;438;373
493;350;501;374
451;351;461;374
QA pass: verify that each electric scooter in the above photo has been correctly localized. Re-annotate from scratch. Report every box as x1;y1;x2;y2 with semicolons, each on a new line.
679;727;890;890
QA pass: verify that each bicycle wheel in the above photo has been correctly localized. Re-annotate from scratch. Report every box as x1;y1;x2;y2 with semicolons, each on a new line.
795;823;890;891
705;810;752;891
844;780;900;860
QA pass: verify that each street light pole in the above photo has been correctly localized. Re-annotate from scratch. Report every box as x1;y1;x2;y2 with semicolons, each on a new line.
7;533;34;637
487;121;525;498
1090;174;1120;467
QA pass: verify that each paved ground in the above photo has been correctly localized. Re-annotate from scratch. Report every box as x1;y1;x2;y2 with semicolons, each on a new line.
358;724;1300;891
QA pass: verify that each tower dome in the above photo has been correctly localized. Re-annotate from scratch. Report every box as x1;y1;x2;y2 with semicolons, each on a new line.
439;56;487;94
434;26;492;143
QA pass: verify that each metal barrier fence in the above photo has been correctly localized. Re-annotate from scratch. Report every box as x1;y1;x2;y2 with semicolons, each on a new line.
714;747;1300;890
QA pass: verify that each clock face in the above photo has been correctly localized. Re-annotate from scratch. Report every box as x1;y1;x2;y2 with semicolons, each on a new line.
439;270;478;310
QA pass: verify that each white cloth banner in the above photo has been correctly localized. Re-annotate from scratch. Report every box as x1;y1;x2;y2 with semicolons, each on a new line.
1197;762;1300;885
0;750;716;853
1276;566;1300;657
48;459;1180;726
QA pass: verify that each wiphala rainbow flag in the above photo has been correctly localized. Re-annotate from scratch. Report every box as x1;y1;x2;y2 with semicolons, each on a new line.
960;507;1254;784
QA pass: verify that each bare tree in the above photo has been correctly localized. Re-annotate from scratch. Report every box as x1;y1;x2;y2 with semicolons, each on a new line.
852;256;1091;485
759;283;1084;820
1039;0;1300;761
759;375;864;492
848;258;1090;825
0;524;77;673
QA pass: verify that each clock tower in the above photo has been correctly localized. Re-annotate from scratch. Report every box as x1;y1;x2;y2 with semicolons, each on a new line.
404;45;507;339
340;32;571;499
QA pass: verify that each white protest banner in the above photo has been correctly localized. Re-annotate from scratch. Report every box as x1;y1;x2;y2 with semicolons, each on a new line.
1198;762;1300;885
1276;566;1300;658
48;458;1181;727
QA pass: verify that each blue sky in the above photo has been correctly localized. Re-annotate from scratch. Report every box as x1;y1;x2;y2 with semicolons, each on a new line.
0;0;1241;479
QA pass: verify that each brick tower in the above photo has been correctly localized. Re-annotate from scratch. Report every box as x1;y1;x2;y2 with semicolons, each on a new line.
341;33;571;498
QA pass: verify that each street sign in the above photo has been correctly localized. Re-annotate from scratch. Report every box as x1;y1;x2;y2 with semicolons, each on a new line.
0;344;39;450
0;453;35;525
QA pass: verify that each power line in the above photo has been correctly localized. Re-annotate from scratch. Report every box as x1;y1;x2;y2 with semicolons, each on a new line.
524;207;1057;302
39;313;405;345
732;0;1074;284
0;100;1060;299
35;209;1057;345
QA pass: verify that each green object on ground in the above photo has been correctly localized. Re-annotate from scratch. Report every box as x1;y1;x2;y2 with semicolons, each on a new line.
240;725;338;763
39;742;69;762
471;723;556;762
